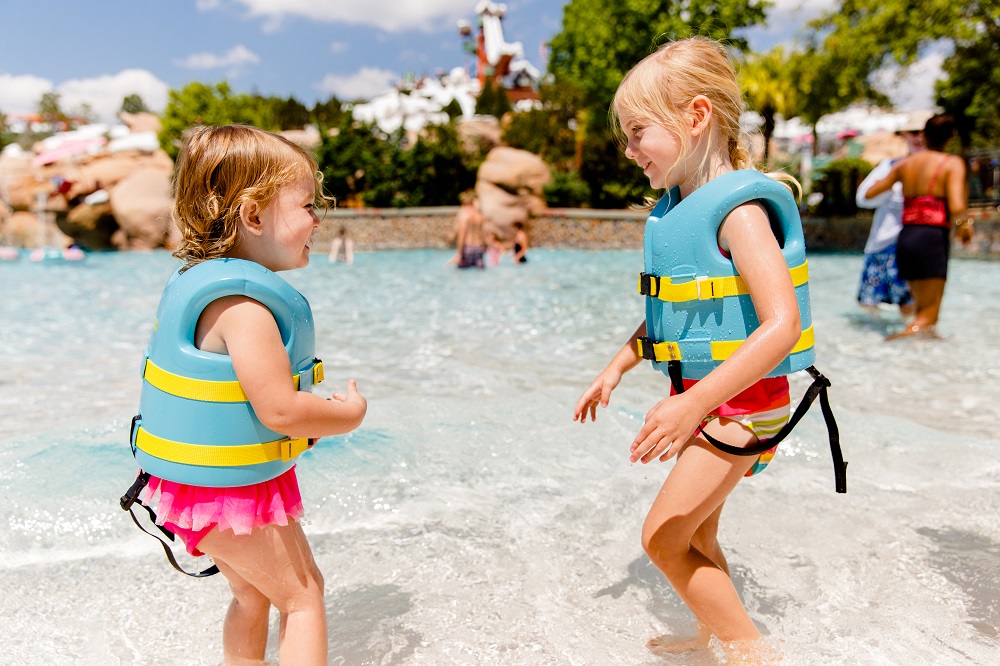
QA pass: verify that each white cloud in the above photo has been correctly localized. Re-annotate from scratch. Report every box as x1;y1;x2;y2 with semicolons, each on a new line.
227;0;471;33
0;70;168;122
315;67;399;101
175;45;261;70
0;74;53;116
873;48;947;111
743;0;837;50
57;69;170;122
330;41;349;54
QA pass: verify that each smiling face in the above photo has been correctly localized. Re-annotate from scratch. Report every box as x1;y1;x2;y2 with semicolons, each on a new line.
254;168;321;272
622;115;687;191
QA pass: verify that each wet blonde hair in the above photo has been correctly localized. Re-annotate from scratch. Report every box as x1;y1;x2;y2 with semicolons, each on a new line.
171;124;331;266
611;36;799;197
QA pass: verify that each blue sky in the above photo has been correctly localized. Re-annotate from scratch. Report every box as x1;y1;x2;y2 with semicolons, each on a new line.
0;0;936;124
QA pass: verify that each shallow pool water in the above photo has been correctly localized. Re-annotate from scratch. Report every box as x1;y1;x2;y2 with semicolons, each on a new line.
1;249;998;665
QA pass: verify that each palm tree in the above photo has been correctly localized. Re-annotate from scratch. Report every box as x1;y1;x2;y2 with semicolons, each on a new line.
739;46;800;166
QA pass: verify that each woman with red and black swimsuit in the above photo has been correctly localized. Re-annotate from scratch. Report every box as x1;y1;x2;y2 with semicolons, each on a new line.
865;114;968;341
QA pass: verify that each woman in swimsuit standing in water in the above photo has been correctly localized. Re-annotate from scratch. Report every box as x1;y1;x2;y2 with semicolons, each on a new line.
865;114;969;341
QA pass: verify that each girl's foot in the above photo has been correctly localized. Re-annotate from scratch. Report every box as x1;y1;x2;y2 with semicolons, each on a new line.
721;637;783;665
646;623;712;654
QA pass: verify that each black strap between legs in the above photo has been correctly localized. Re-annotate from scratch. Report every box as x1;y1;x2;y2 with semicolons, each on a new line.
667;361;847;493
120;472;220;578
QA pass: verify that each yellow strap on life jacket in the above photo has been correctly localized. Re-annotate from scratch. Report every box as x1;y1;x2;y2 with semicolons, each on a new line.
637;325;814;362
143;359;324;403
638;261;809;302
135;427;311;466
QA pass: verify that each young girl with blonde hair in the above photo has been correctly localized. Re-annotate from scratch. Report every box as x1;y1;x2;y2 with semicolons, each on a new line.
574;37;843;659
121;124;367;665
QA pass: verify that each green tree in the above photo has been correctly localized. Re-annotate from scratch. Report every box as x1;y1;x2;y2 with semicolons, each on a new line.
120;93;149;115
548;0;767;111
739;46;800;164
502;80;582;171
70;102;98;127
315;113;397;206
159;81;273;158
807;0;999;146
474;77;513;119
936;37;1000;148
272;96;311;130
442;98;464;120
315;114;477;207
394;123;476;206
0;109;12;153
311;95;344;130
37;91;66;127
544;0;770;207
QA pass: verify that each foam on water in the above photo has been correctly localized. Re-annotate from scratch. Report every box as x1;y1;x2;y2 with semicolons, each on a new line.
1;249;998;665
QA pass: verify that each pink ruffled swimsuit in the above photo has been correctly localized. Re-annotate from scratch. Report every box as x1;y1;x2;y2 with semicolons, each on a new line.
139;466;304;556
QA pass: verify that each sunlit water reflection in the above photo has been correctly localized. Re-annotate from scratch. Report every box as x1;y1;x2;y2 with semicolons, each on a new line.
1;249;997;665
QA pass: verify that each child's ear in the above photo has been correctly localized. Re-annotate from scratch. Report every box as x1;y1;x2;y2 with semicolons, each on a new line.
688;95;713;137
239;202;263;235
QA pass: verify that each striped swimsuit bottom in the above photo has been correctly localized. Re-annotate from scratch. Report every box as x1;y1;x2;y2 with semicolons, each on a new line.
703;394;792;477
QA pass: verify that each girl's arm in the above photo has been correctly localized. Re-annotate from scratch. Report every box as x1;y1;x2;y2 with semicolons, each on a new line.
865;162;902;200
573;320;646;423
203;295;367;439
629;202;801;463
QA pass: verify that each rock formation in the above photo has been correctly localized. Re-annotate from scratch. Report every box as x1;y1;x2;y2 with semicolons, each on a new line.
0;112;175;250
475;146;551;242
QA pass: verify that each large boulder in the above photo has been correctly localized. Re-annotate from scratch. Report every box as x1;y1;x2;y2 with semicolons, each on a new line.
3;210;72;248
57;200;119;251
118;111;162;134
109;169;174;250
0;150;34;209
457;116;502;154
2;171;49;211
60;149;173;201
475;146;550;241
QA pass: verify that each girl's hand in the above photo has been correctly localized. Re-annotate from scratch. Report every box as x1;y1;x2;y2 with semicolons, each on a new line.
573;368;623;423
629;393;704;464
331;379;367;411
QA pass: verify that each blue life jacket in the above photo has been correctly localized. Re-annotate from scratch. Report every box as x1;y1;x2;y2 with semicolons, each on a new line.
131;258;323;487
636;170;815;380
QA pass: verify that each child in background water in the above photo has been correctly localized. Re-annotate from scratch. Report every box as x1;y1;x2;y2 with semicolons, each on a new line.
124;124;366;665
574;37;809;661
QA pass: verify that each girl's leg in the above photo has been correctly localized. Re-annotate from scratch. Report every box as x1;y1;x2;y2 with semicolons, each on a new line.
641;418;760;644
647;501;728;654
200;521;327;666
210;557;272;665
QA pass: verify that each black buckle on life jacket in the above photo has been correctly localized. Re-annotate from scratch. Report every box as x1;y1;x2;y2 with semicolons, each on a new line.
639;273;659;297
637;336;657;360
120;471;150;511
120;469;219;578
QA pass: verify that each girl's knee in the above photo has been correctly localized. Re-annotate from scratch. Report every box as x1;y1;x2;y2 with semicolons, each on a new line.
230;580;271;616
272;563;325;614
641;518;689;561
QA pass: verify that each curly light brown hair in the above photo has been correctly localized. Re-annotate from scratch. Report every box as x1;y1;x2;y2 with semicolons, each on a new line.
171;124;332;266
